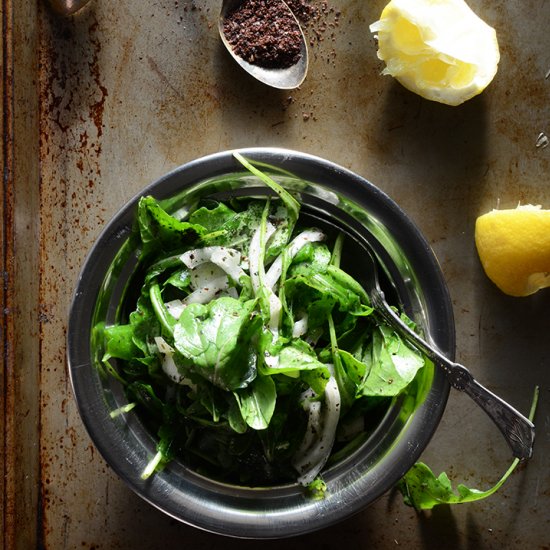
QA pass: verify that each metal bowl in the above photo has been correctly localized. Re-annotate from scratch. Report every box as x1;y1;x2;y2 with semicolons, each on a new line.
68;148;454;539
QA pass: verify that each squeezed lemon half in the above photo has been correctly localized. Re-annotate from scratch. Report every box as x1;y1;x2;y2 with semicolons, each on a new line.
475;205;550;297
370;0;500;106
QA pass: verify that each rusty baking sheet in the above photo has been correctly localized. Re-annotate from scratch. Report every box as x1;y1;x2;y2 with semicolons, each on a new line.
3;0;550;548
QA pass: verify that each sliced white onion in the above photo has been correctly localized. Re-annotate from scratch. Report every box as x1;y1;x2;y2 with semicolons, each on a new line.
154;336;175;354
155;337;197;389
171;206;189;221
180;246;237;270
161;352;185;384
292;313;309;338
180;246;246;284
249;222;276;292
183;276;229;305
210;248;246;283
293;376;341;486
294;388;320;456
263;352;280;369
189;263;226;290
267;289;282;337
161;355;197;389
264;229;325;290
164;299;186;320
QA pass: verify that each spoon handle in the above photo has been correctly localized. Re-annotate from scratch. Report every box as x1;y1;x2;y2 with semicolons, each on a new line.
371;289;535;460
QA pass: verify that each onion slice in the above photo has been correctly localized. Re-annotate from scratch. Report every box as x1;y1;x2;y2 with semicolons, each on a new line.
292;375;341;485
264;229;325;290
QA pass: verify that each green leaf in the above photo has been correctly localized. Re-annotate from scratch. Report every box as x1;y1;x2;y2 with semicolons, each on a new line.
188;201;237;232
265;204;296;263
233;152;300;223
173;297;258;390
306;477;328;500
137;196;205;258
163;268;191;291
104;324;141;361
289;242;332;276
129;295;161;355
285;271;364;317
149;283;177;336
227;396;248;434
327;314;356;412
355;325;425;397
144;254;187;287
398;386;539;510
326;265;370;305
234;374;277;430
263;340;327;373
259;339;331;396
126;381;165;418
398;460;517;510
195;200;265;252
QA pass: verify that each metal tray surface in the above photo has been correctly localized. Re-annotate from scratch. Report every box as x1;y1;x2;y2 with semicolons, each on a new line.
2;0;550;548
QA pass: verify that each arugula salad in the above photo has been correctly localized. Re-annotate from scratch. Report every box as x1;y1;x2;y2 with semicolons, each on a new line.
101;153;428;489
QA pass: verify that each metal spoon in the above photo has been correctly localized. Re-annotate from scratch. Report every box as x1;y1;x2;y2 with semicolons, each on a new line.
47;0;91;15
364;248;535;460
219;0;309;89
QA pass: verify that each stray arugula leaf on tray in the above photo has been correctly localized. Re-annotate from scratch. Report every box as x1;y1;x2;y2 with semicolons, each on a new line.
398;386;539;510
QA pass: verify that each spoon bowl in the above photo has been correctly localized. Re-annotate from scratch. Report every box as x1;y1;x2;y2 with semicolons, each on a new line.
219;0;309;89
47;0;91;15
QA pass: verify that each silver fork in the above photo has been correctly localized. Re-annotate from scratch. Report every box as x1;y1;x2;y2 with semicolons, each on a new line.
366;250;535;460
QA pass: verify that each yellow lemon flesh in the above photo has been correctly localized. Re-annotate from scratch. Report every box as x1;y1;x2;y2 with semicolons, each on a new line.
370;0;500;106
475;206;550;297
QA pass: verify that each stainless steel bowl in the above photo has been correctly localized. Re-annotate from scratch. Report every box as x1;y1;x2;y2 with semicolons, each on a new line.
68;148;454;538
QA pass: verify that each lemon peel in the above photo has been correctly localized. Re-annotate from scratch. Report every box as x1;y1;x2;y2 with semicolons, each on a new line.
475;205;550;297
370;0;500;106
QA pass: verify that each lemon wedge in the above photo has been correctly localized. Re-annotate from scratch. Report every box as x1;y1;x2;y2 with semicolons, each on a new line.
370;0;500;106
475;205;550;297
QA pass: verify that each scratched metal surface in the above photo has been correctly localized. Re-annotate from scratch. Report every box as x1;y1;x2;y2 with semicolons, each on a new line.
6;0;550;548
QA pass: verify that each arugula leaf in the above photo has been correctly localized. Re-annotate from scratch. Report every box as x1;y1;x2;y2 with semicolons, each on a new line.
129;295;161;355
173;297;258;390
163;268;191;291
227;396;248;434
144;254;186;287
137;196;205;258
353;325;425;397
188;201;237;232
398;386;539;510
126;381;165;418
233;152;300;222
260;340;331;395
327;314;356;412
397;462;516;510
262;340;328;373
307;478;328;500
288;242;332;276
234;374;277;430
194;200;265;253
104;324;141;361
149;283;177;336
285;271;365;317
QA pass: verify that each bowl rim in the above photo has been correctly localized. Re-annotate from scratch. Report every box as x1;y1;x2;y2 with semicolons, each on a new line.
67;147;454;539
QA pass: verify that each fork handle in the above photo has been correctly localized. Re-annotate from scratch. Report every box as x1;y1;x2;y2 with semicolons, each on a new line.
372;290;535;460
